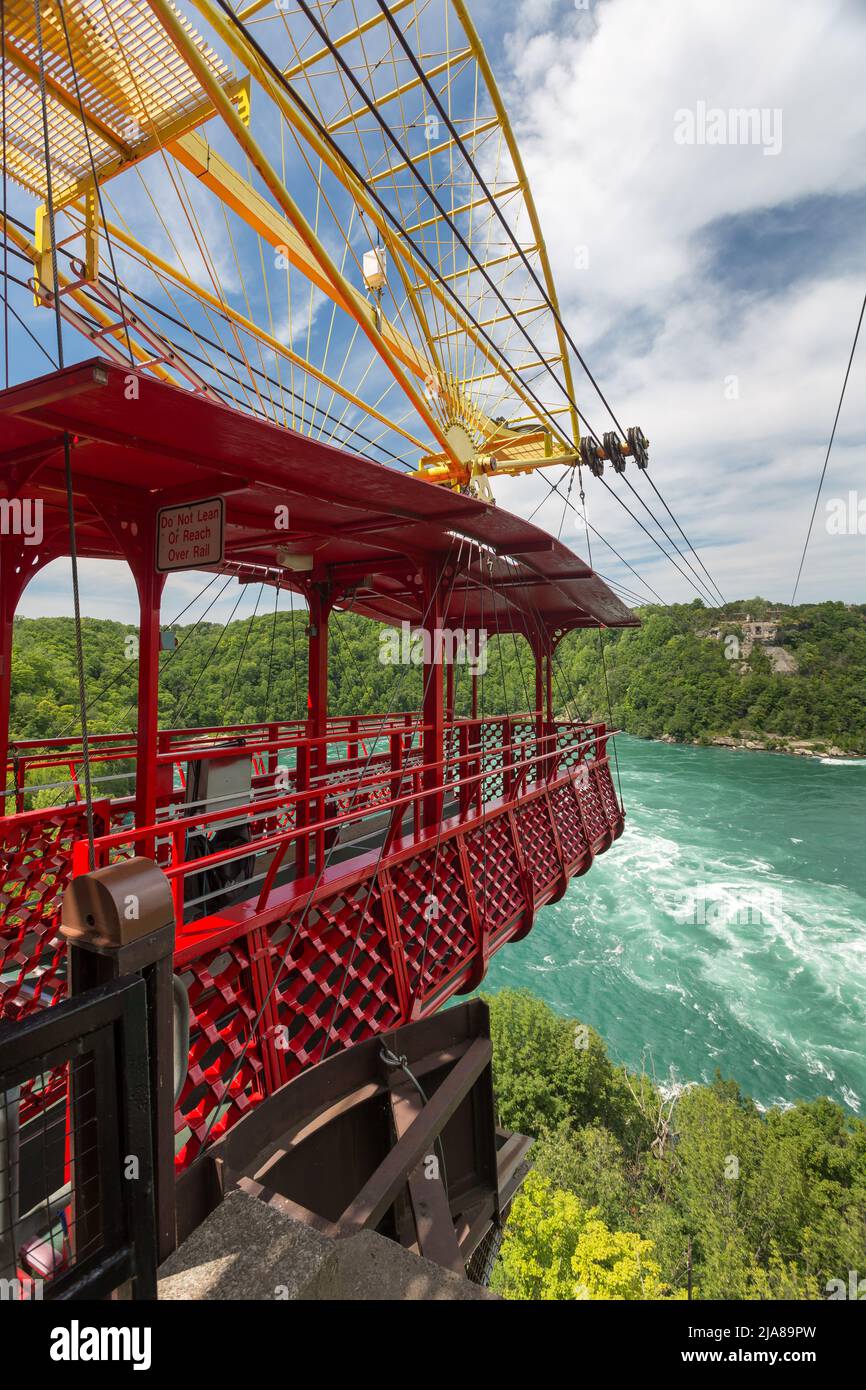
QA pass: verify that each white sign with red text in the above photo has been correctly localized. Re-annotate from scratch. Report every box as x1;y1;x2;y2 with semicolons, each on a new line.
156;497;224;572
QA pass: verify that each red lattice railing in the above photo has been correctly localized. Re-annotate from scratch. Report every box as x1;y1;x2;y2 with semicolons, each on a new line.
2;714;623;1166
391;838;476;1004
174;937;267;1169
517;794;561;895
464;812;527;937
549;779;590;867
0;801;109;1023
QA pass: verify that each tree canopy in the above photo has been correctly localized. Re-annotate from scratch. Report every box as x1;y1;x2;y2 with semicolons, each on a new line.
9;598;866;756
484;989;866;1301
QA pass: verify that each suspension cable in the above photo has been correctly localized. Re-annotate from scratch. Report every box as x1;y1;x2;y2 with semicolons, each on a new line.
263;580;280;720
80;264;414;467
43;572;229;745
373;0;625;436
240;0;719;601
371;0;728;605
620;474;719;607
790;286;866;604
170;581;248;724
56;0;135;366
570;468;623;800
641;472;727;605
274;0;727;603
0;280;58;367
223;581;264;710
213;0;606;450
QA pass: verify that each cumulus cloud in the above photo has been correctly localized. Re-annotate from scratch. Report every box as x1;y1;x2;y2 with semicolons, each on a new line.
493;0;866;603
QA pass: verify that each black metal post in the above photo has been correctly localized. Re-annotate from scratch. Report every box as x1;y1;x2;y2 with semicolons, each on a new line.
62;858;177;1266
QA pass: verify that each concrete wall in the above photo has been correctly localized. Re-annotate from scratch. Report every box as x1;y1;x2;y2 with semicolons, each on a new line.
158;1191;497;1301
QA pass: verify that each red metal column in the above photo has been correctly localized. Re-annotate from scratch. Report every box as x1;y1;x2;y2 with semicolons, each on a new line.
306;584;331;760
532;635;546;783
130;514;167;837
545;644;554;723
0;537;52;809
303;584;331;874
0;547;17;804
469;653;480;816
421;562;444;832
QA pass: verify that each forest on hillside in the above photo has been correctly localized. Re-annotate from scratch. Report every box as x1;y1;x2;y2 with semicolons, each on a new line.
8;597;866;754
485;990;866;1301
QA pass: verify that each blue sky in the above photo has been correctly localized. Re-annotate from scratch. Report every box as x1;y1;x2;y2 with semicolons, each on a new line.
6;0;866;623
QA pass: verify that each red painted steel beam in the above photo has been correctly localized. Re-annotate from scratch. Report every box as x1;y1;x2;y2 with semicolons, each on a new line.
421;562;444;832
132;516;167;837
0;550;16;796
0;532;70;802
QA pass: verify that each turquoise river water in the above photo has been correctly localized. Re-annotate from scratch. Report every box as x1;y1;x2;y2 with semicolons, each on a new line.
483;736;866;1113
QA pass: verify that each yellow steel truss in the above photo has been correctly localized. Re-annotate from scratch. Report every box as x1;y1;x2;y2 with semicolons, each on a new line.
1;1;631;491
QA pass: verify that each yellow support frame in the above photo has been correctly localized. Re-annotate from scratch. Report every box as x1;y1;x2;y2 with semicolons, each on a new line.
49;77;251;213
145;0;459;466
64;203;429;450
450;0;582;454
169;131;431;382
182;0;572;470
15;0;587;490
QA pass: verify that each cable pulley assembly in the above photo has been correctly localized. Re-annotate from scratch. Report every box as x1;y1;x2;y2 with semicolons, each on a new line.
580;436;605;477
603;431;627;474
627;426;650;469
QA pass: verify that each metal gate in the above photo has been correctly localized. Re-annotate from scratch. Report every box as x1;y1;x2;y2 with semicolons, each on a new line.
0;975;157;1301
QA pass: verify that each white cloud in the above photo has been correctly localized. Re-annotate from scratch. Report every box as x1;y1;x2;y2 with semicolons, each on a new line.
492;0;866;603
274;283;329;348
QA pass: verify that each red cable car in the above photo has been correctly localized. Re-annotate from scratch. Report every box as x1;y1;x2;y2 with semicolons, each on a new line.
0;357;637;1175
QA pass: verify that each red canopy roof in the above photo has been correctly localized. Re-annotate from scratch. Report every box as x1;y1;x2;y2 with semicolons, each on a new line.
0;358;638;636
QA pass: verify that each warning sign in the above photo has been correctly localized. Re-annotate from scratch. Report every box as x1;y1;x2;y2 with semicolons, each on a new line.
156;497;225;573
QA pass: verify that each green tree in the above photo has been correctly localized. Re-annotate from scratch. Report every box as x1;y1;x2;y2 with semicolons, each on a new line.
491;1172;684;1300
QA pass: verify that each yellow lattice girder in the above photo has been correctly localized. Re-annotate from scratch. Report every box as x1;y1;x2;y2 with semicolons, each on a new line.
169;131;431;383
402;183;522;237
5;0;585;491
146;0;460;466
450;0;582;452
366;118;499;186
325;48;473;134
1;0;236;203
180;0;572;465
50;76;251;212
279;0;417;82
2;29;134;156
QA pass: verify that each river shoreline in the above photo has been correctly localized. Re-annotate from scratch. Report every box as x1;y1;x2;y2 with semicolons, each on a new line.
647;732;863;760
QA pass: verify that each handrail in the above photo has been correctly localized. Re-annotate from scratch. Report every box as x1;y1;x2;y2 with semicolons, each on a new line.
79;721;604;852
3;709;593;810
71;721;615;923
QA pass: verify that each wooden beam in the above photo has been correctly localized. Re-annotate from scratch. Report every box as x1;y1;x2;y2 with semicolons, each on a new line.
387;1072;465;1274
338;1037;492;1233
